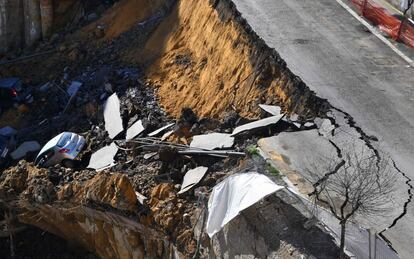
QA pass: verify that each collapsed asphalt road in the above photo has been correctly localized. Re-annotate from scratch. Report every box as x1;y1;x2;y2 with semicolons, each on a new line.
0;0;410;258
232;0;414;257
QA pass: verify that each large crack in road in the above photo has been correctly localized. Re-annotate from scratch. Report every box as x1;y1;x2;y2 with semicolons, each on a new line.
327;106;414;250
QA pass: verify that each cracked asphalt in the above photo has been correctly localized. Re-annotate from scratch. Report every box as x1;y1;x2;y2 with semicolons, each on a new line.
233;0;414;257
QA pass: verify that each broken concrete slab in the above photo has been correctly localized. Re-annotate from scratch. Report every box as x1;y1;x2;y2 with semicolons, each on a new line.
259;104;282;116
190;133;234;150
87;143;119;171
317;118;335;137
161;130;174;141
67;81;83;97
143;152;157;160
10;141;41;160
178;166;209;194
0;126;17;137
148;123;175;137
178;149;245;157
231;114;285;136
206;173;284;237
104;93;124;139
126;120;144;140
135;191;148;205
258;130;338;178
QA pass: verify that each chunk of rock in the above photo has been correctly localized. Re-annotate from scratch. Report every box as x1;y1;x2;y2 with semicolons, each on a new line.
178;167;209;194
190;133;234;150
231;114;285;136
80;172;138;211
10;141;41;160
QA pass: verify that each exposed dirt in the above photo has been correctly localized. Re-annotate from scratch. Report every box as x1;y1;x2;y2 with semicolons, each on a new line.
0;0;337;258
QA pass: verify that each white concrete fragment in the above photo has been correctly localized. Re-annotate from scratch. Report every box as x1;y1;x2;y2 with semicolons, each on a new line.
318;118;335;137
135;191;147;205
304;122;315;127
126;120;144;140
259;104;282;116
10;141;41;160
87;143;118;171
231;114;285;136
206;173;284;237
104;93;124;139
190;133;234;150
148;123;175;137
67;81;82;97
258;130;340;178
161;130;174;141
143;152;157;160
178;166;209;194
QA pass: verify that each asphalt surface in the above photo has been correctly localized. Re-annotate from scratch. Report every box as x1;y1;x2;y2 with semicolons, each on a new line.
232;0;414;258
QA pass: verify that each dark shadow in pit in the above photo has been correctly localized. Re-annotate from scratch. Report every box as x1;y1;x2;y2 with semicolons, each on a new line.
213;191;339;259
0;224;99;259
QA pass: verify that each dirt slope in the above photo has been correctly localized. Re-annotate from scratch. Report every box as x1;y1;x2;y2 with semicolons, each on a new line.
128;0;328;119
80;0;166;40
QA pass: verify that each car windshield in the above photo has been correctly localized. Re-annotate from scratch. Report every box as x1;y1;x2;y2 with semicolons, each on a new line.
57;133;72;147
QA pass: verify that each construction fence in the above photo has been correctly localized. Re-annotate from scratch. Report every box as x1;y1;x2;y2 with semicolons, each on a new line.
350;0;414;49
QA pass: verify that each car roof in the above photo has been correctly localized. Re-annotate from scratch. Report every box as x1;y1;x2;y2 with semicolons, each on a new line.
0;77;21;89
37;132;74;156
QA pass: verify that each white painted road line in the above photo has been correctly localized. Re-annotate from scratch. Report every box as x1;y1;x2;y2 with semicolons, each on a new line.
335;0;414;67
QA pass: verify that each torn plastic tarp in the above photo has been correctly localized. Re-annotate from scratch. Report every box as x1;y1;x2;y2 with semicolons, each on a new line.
206;173;284;237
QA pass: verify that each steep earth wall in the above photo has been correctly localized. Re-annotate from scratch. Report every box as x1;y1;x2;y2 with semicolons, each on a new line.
0;0;337;258
136;0;329;119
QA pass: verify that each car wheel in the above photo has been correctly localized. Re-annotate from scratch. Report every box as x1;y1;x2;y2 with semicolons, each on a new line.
62;159;75;168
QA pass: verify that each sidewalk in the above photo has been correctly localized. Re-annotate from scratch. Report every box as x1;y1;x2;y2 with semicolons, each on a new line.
349;0;414;49
374;0;414;22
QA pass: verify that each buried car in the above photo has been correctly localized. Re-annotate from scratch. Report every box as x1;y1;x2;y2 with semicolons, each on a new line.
0;77;34;115
35;132;85;168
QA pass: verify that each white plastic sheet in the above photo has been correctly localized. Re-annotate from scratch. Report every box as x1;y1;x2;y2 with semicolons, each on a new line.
206;173;284;237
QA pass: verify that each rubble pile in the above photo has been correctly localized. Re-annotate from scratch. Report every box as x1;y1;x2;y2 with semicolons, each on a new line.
0;0;342;258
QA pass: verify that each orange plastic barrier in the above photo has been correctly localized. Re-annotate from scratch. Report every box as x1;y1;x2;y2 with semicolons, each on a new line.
350;0;414;49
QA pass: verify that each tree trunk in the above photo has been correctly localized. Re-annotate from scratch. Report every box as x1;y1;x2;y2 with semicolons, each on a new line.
339;221;346;259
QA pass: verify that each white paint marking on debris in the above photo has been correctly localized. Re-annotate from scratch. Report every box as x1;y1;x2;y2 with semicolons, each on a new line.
335;0;414;67
148;123;175;137
231;114;285;136
10;141;41;160
104;93;124;139
190;133;234;150
126;120;144;140
87;142;119;171
206;173;284;237
259;104;282;116
178;166;209;194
